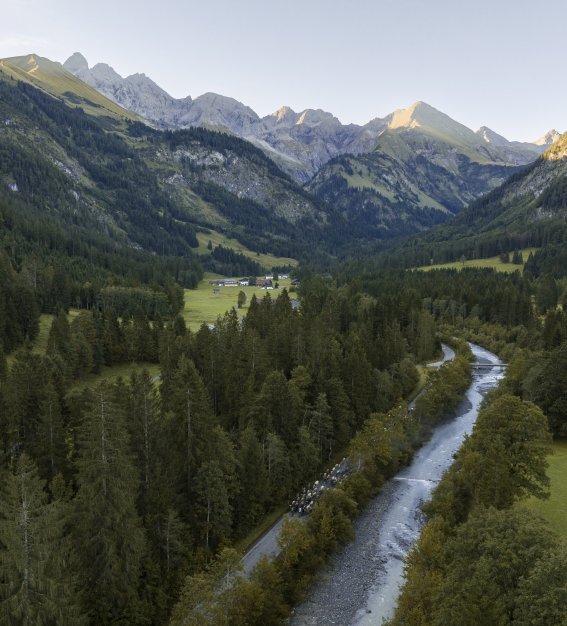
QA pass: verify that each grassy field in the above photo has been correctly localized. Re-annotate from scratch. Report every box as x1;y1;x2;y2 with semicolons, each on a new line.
183;273;294;331
195;230;297;270
32;310;81;355
6;310;80;365
521;440;567;541
414;247;538;273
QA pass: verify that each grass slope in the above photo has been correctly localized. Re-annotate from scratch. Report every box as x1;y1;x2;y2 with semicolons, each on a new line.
195;230;297;270
414;247;538;273
521;440;567;541
0;54;138;122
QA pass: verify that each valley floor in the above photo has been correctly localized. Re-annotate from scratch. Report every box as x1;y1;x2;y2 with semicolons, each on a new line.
183;274;294;331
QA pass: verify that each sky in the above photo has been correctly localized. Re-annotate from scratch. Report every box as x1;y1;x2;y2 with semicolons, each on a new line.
1;0;565;141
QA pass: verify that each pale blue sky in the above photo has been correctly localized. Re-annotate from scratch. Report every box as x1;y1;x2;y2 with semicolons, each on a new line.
1;0;565;140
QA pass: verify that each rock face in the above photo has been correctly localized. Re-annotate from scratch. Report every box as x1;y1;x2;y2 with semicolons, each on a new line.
64;54;191;126
533;129;561;147
64;53;559;183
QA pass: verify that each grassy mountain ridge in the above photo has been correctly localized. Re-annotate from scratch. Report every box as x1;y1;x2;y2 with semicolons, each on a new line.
307;142;521;240
0;54;139;121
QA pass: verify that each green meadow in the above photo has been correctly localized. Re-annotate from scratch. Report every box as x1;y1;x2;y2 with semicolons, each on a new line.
183;274;294;331
415;247;538;273
521;440;567;541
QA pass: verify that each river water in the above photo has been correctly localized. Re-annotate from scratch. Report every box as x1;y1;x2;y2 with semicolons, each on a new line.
290;343;504;626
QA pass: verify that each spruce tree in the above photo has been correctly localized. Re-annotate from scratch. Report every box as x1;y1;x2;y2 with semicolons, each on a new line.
35;380;67;483
164;355;215;514
72;382;145;624
0;454;85;625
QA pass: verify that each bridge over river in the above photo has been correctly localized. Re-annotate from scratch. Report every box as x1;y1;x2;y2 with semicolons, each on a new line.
471;362;507;369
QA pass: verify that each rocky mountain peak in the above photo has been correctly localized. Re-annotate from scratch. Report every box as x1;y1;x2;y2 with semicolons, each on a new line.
296;109;338;126
476;126;510;147
90;62;122;84
534;129;561;147
272;106;297;123
388;101;453;131
63;52;89;73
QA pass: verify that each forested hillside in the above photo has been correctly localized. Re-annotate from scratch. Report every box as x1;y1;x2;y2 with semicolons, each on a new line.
0;67;340;273
369;132;567;269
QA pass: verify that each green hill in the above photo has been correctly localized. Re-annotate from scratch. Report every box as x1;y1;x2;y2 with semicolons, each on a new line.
365;132;567;270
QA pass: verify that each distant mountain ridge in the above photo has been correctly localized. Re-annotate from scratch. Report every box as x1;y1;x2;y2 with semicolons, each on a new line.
1;52;564;252
62;53;559;182
375;131;567;269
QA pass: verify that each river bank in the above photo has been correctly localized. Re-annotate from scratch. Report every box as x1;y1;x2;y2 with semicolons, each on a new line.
289;343;504;626
241;344;457;577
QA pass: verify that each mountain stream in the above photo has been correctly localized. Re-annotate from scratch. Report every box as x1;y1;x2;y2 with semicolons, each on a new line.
290;343;504;625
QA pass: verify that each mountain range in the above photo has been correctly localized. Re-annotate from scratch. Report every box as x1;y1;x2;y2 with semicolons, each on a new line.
62;53;559;183
0;51;565;268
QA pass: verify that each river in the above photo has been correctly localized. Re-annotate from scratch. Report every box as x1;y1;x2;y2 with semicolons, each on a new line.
290;343;504;626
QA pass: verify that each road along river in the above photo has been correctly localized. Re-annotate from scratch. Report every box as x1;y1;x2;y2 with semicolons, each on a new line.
290;343;504;626
241;344;456;577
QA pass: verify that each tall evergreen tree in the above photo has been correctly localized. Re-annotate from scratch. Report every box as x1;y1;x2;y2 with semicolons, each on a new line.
72;383;146;624
194;460;232;552
35;380;67;483
0;454;85;625
165;355;214;511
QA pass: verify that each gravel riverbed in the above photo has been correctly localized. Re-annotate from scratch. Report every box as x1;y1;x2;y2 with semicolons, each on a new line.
289;479;401;626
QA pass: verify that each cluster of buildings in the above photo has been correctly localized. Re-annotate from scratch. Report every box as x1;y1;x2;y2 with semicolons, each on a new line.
209;274;297;291
209;278;249;287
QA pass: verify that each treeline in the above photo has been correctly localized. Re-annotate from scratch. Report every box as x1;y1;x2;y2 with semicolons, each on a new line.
0;189;204;290
0;252;39;351
450;306;567;438
0;278;442;624
168;343;474;624
337;267;535;327
412;349;471;435
206;244;264;277
0;246;186;360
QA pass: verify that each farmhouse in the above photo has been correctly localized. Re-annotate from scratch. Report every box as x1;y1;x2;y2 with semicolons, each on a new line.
256;278;273;288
